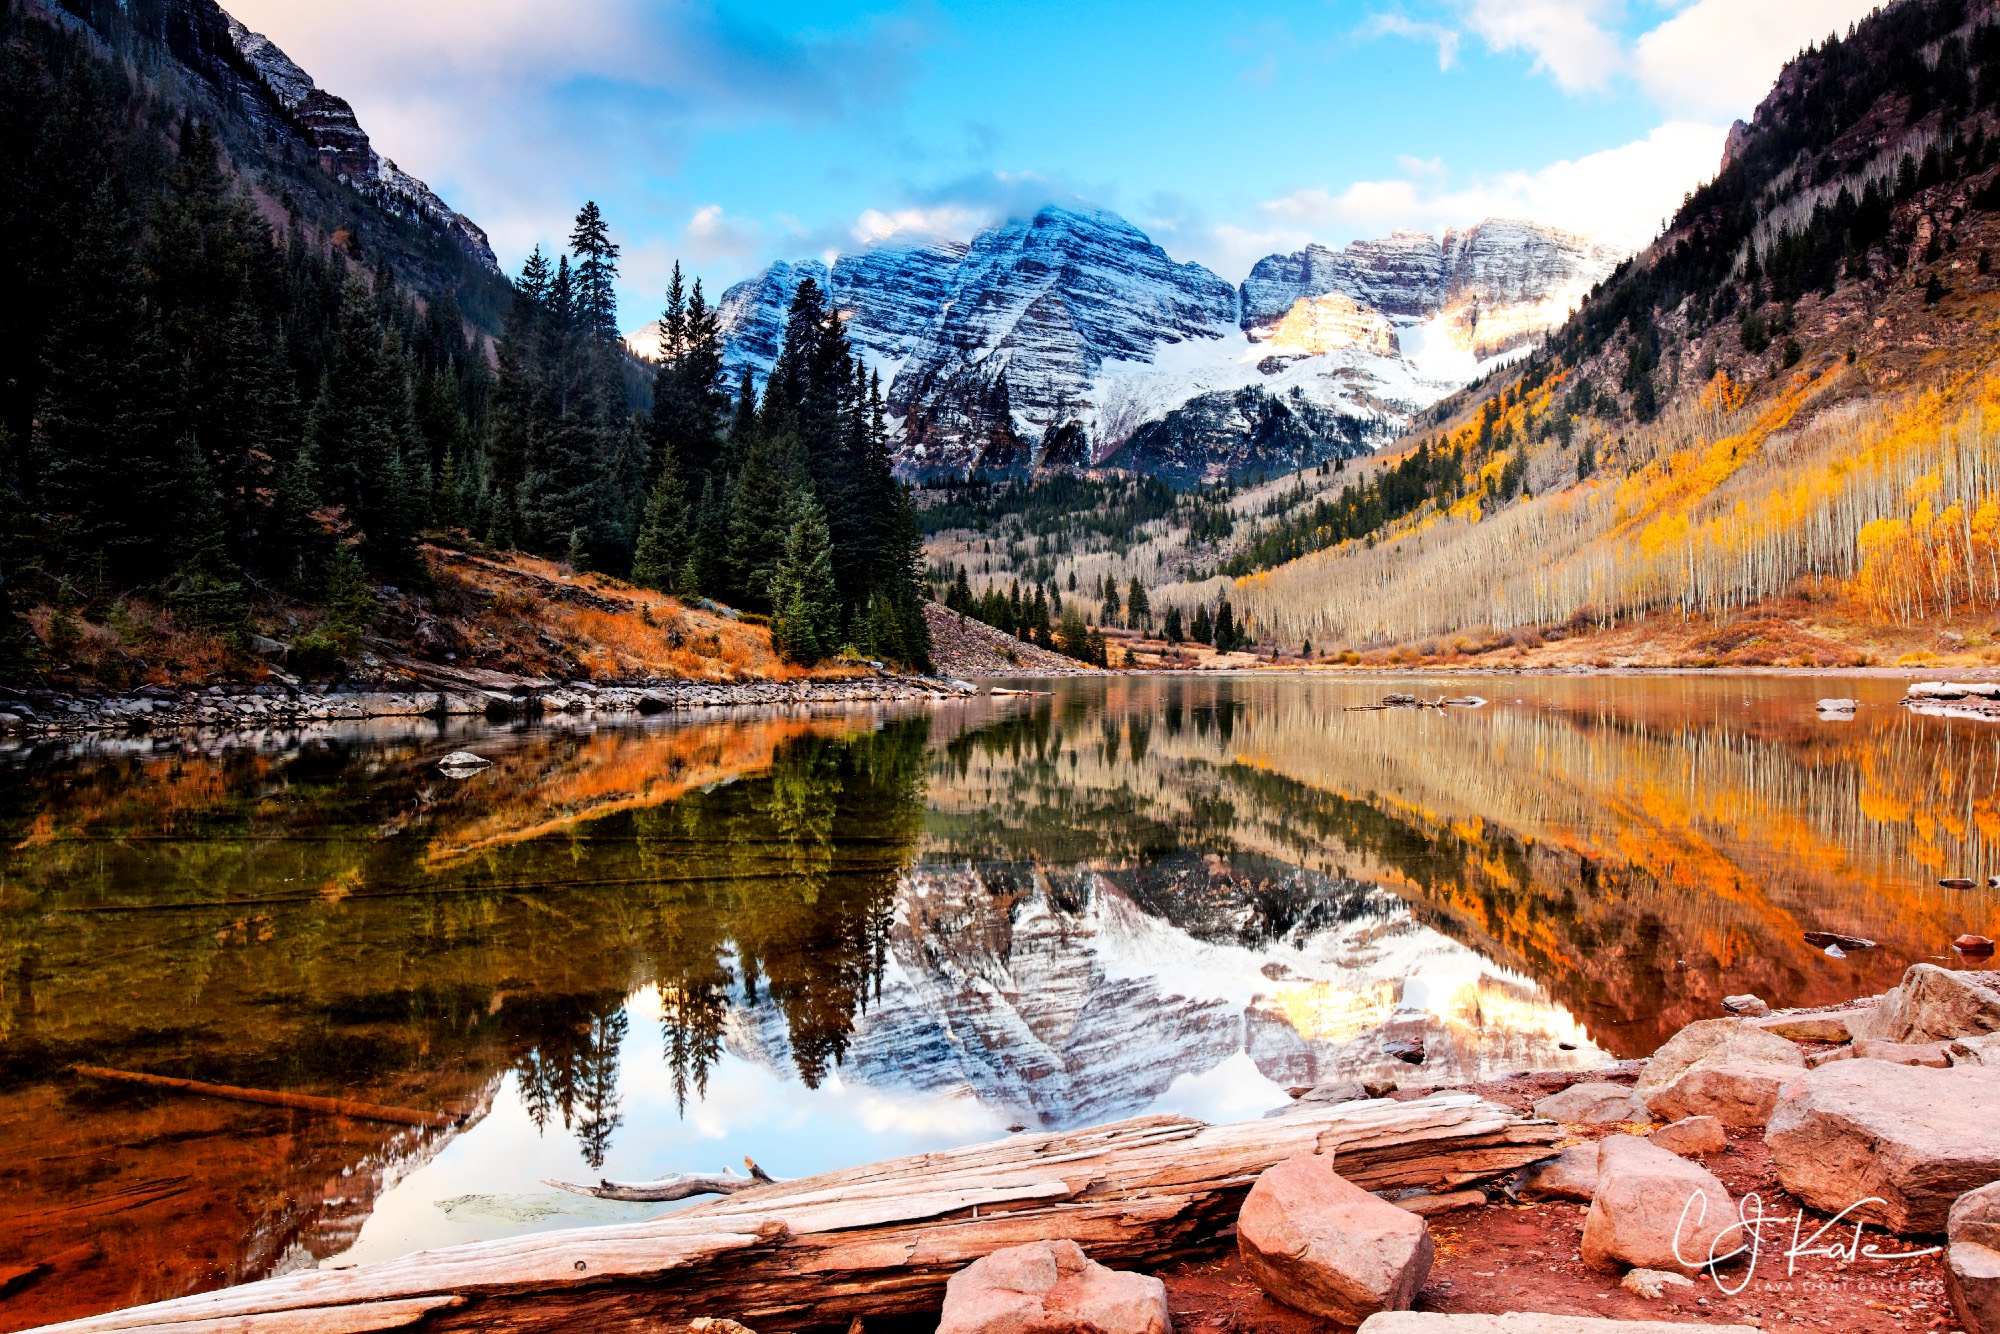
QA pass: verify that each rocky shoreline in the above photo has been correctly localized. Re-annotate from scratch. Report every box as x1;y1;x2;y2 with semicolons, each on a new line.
0;674;979;738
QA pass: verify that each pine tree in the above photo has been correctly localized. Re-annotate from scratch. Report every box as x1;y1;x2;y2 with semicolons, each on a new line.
769;491;841;664
631;442;688;591
569;202;621;343
1190;603;1213;645
1163;604;1184;643
1126;577;1150;630
1215;597;1238;651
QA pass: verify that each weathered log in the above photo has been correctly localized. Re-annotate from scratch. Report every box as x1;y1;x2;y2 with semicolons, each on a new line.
31;1094;1557;1334
71;1066;461;1129
546;1159;776;1202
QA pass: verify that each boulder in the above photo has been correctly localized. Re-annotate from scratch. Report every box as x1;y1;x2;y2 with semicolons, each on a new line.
1395;1189;1486;1217
1642;1062;1803;1128
1359;1312;1756;1334
1951;1187;2000;1334
937;1240;1169;1334
1950;1033;2000;1068
1532;1082;1644;1124
1649;1115;1727;1157
1852;1038;1953;1067
1238;1152;1433;1322
1517;1141;1599;1202
1722;994;1771;1017
1765;1060;2000;1234
1854;964;2000;1044
1751;1008;1868;1043
1581;1136;1739;1276
1634;1018;1804;1097
1621;1268;1697;1300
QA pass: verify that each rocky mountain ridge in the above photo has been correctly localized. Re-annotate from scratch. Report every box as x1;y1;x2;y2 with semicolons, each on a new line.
707;209;1624;484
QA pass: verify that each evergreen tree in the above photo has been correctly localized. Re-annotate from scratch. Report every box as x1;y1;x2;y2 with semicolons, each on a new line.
1215;597;1238;651
1126;577;1151;630
631;443;688;591
769;492;841;664
1190;603;1213;645
1163;604;1184;643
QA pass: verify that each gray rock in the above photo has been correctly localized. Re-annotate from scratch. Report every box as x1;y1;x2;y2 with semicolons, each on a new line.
1517;1142;1599;1202
1765;1060;2000;1234
1532;1082;1644;1124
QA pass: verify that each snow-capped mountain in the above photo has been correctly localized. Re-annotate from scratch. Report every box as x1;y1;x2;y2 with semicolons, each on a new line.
719;864;1606;1130
224;16;498;274
711;209;1624;484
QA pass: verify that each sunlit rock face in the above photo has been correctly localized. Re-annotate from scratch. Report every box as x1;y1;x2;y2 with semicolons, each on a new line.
1264;293;1401;358
717;862;1606;1129
1243;219;1623;362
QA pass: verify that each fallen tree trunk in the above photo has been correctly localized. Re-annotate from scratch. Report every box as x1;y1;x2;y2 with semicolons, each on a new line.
546;1159;777;1203
71;1066;461;1129
33;1093;1557;1334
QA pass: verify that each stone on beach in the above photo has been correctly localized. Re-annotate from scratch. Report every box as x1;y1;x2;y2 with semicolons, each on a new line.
1721;994;1771;1016
1237;1151;1434;1322
1517;1141;1600;1202
1854;964;2000;1044
1532;1082;1645;1124
1764;1060;2000;1234
1633;1018;1804;1097
1359;1312;1758;1334
1949;1183;2000;1334
1642;1062;1804;1128
937;1240;1170;1334
1581;1135;1740;1276
1621;1267;1697;1300
1648;1115;1727;1156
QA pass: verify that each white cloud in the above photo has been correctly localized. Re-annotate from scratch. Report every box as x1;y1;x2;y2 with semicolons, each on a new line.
1360;14;1463;70
1634;0;1886;120
851;204;991;246
1259;120;1727;252
1455;0;1625;94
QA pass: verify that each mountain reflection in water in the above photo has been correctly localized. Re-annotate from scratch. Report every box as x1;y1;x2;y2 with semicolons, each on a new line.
1;674;1995;1329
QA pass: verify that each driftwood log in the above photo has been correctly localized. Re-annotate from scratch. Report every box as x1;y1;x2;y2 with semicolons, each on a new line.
71;1065;463;1129
33;1093;1558;1334
546;1159;778;1203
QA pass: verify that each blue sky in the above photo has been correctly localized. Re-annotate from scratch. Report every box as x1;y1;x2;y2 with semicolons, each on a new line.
225;0;1881;331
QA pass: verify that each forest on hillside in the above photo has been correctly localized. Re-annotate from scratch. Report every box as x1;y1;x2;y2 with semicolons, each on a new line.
0;0;929;683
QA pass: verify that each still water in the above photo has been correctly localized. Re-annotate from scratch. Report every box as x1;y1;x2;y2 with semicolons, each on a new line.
2;673;1997;1328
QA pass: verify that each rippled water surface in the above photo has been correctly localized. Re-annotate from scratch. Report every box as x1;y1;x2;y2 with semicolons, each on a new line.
3;673;1997;1329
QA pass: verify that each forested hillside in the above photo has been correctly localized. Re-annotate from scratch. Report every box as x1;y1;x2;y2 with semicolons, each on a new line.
1188;0;2000;665
0;0;928;688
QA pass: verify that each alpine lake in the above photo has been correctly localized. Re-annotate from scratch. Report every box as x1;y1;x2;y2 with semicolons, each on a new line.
2;672;1996;1330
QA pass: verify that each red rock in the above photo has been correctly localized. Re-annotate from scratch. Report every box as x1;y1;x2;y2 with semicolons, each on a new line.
1950;1184;2000;1334
1237;1151;1434;1322
1957;935;1996;956
1532;1082;1643;1124
1764;1060;2000;1234
1648;1114;1727;1156
1854;963;2000;1044
1642;1062;1803;1127
1517;1141;1599;1202
1852;1038;1953;1067
1634;1018;1803;1099
1581;1135;1740;1277
937;1240;1169;1334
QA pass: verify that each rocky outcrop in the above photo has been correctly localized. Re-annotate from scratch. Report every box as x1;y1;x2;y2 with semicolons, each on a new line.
1765;1060;2000;1233
1634;1018;1804;1096
1581;1136;1738;1276
937;1241;1169;1334
1644;1063;1803;1128
1103;385;1378;486
1237;1152;1434;1322
1854;965;2000;1044
222;17;497;272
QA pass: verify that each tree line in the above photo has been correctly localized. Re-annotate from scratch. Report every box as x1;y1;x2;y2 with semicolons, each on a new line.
0;0;928;676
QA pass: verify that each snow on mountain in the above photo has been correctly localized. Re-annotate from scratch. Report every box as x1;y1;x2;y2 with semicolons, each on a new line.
223;16;499;274
712;210;1625;482
716;865;1605;1130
